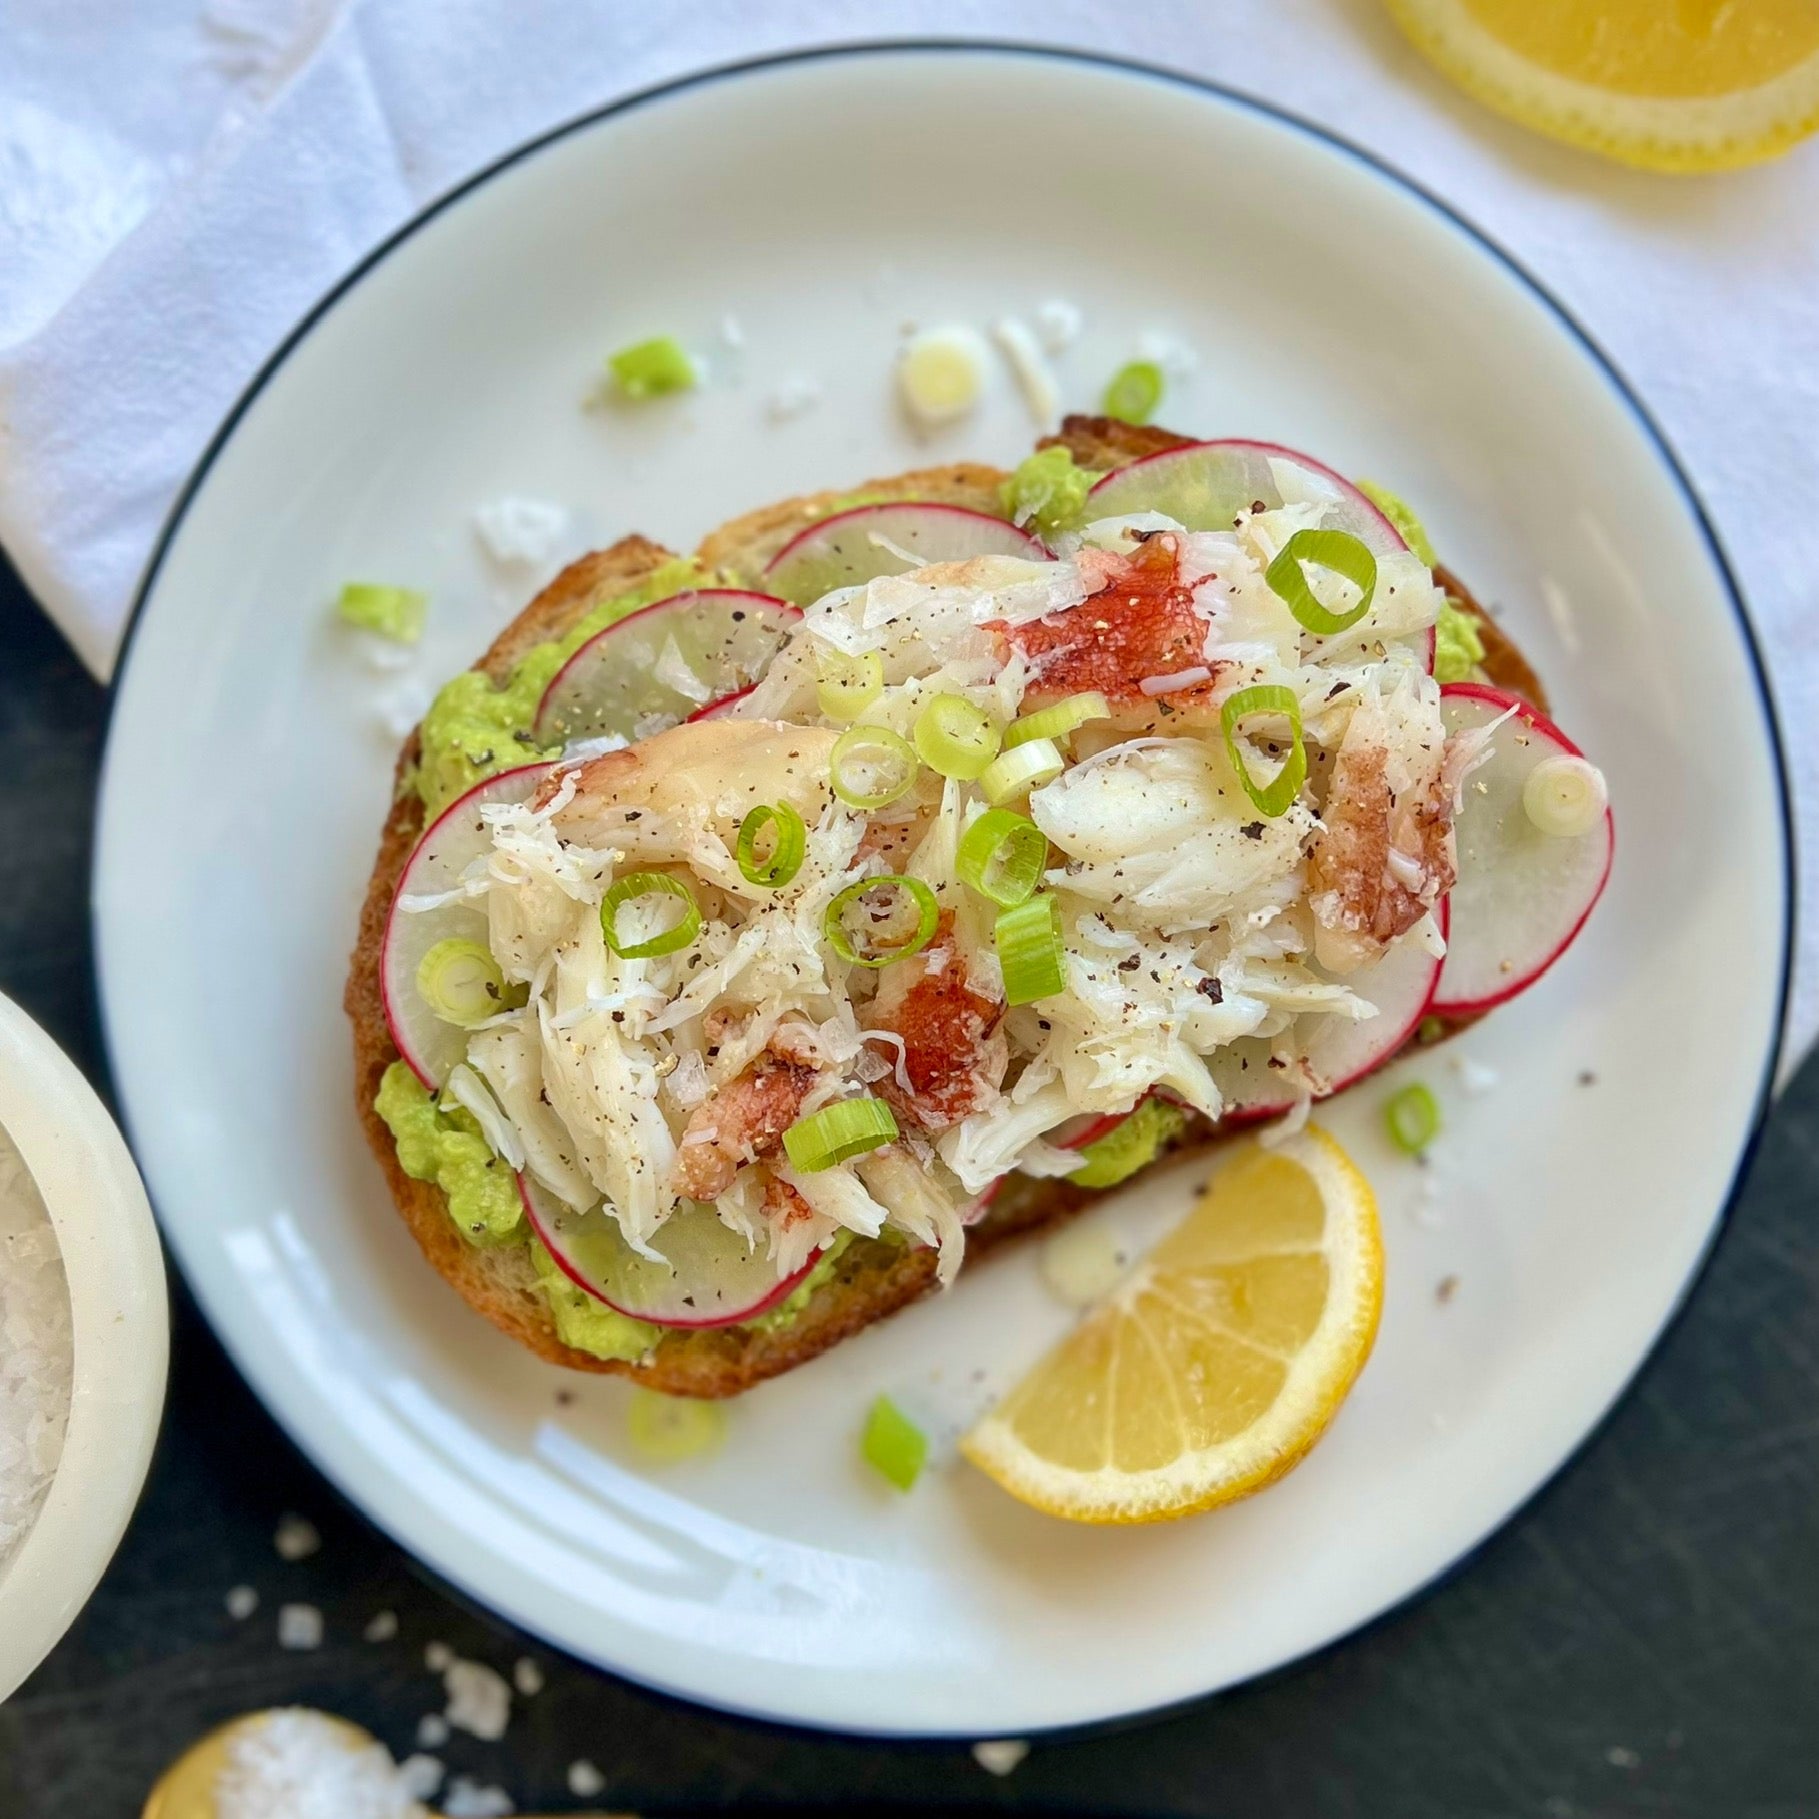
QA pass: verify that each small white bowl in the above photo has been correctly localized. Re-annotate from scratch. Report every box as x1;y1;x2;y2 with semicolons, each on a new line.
0;992;168;1702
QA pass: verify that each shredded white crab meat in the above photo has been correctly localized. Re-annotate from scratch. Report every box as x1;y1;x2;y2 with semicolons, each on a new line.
429;474;1460;1283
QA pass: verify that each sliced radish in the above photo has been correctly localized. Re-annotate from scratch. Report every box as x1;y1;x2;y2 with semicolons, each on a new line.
1210;904;1448;1118
1087;439;1434;670
382;762;554;1089
1432;682;1612;1015
518;1174;819;1329
969;1107;1128;1216
763;502;1047;606
532;590;799;748
1086;439;1407;553
684;683;756;723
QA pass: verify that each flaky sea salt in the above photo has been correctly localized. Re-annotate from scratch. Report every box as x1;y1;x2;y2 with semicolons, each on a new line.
442;1778;514;1817
274;1513;321;1561
277;1603;324;1650
214;1709;421;1819
511;1657;543;1697
364;1609;399;1643
567;1761;606;1798
0;1124;72;1575
442;1656;512;1741
972;1739;1030;1776
415;1714;449;1749
225;1585;259;1621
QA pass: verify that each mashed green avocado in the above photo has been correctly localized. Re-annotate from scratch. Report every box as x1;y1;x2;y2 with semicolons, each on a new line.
375;1061;523;1245
1069;1097;1189;1190
529;1239;657;1361
1434;597;1487;685
414;555;713;815
1357;478;1438;568
1001;446;1095;540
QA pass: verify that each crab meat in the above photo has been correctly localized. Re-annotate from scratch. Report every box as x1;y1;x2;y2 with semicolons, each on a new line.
670;1046;819;1203
986;534;1221;724
865;911;1007;1131
1306;674;1456;974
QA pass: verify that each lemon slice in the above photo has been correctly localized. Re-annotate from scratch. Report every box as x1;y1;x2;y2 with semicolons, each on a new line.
1387;0;1819;171
962;1127;1383;1524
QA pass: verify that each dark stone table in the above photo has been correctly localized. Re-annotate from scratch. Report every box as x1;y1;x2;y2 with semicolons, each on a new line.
1;554;1814;1818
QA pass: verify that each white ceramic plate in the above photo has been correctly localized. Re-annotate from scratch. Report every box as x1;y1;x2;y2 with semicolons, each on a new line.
96;46;1789;1736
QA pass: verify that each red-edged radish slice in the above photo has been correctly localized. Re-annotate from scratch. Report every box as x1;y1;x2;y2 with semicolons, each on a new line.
382;761;554;1090
763;502;1048;606
684;683;756;723
519;1174;820;1329
1086;439;1435;671
1209;902;1449;1117
532;590;799;748
1086;439;1407;552
1432;682;1612;1015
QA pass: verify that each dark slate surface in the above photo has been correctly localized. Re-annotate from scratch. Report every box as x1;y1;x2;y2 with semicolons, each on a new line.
0;553;1814;1818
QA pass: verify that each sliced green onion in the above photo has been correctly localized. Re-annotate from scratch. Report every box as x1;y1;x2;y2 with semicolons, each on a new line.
607;334;697;399
1266;528;1378;635
816;647;884;722
628;1389;726;1462
994;893;1067;1005
912;693;1002;781
735;802;806;888
861;1394;928;1491
416;939;513;1028
958;809;1048;908
1004;690;1111;750
830;725;919;810
824;874;939;968
337;582;426;644
978;737;1064;806
783;1097;899;1172
1102;359;1164;426
1385;1082;1441;1155
600;871;701;959
1220;684;1307;818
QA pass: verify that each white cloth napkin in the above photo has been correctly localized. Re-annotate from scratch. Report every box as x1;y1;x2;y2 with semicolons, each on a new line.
2;0;1814;1059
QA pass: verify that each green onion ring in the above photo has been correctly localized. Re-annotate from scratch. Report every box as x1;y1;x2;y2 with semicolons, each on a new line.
912;693;1002;781
1220;683;1307;818
783;1097;900;1172
824;874;940;969
735;802;807;888
994;893;1067;1006
600;870;701;959
957;808;1049;908
1003;690;1111;750
1265;527;1377;636
830;725;919;810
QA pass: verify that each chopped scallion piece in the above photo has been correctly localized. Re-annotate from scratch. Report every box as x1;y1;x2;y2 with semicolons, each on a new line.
1101;359;1164;426
783;1097;899;1173
735;802;807;888
627;1389;726;1462
607;335;698;399
600;870;701;959
1385;1082;1441;1155
994;893;1066;1005
1220;684;1307;818
816;647;884;722
861;1394;928;1491
825;874;939;968
830;725;919;810
978;736;1064;805
416;938;513;1028
337;582;426;644
1265;528;1378;636
1004;690;1110;750
958;808;1049;907
913;692;1002;781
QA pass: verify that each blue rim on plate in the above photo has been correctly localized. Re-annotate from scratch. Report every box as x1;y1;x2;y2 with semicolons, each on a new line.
93;40;1794;1738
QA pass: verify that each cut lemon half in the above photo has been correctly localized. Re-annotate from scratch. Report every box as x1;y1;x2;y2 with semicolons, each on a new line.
1387;0;1819;171
962;1127;1383;1524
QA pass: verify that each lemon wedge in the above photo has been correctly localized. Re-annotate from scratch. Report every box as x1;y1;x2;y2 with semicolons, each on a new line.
962;1127;1383;1524
1387;0;1819;171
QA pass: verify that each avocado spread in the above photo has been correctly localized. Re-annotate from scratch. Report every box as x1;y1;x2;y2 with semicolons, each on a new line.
1434;597;1487;684
1068;1096;1188;1189
1000;446;1095;540
375;1060;523;1245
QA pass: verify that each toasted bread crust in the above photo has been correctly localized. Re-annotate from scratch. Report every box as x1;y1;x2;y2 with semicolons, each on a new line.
346;427;1543;1396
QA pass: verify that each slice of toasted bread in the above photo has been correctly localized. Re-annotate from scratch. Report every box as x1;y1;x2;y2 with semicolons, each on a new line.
346;420;1542;1396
